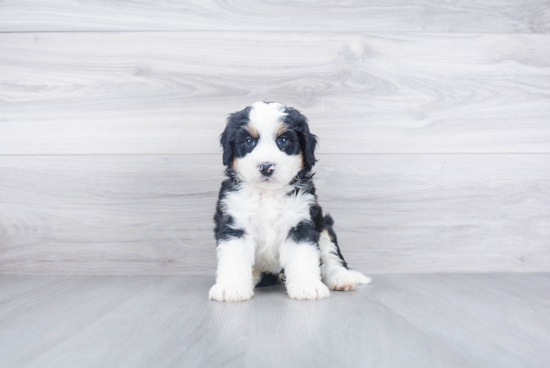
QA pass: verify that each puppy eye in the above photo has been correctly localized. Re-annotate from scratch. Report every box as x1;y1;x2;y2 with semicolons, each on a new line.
245;138;256;147
276;136;288;146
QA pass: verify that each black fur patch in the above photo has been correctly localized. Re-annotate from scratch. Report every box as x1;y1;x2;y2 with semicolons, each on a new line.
213;170;245;244
309;203;324;233
288;169;316;197
255;272;284;288
219;106;252;166
283;107;318;170
275;129;301;156
322;214;349;269
288;220;320;246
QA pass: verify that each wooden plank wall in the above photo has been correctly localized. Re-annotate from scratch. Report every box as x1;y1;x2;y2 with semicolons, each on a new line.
1;1;549;274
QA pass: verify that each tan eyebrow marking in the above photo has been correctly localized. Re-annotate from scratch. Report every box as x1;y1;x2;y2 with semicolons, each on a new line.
276;122;288;136
245;123;259;139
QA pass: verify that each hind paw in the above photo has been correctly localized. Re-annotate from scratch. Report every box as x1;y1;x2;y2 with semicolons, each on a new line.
325;269;371;291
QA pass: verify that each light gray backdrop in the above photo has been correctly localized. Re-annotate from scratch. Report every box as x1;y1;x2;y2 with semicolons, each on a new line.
1;1;549;275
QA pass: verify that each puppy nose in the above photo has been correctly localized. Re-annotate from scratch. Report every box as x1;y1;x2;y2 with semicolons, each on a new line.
259;162;275;177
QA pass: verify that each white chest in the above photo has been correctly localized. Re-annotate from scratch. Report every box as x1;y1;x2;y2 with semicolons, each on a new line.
222;184;315;271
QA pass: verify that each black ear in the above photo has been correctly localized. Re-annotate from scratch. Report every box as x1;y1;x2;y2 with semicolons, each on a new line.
220;126;233;166
300;123;318;170
220;106;251;166
285;108;318;169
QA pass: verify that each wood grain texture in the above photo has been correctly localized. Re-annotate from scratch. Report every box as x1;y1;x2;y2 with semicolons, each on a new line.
1;32;550;154
1;154;549;275
0;274;549;368
0;0;549;33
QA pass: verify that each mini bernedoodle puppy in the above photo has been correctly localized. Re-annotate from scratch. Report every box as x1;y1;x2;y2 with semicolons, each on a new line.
210;101;371;302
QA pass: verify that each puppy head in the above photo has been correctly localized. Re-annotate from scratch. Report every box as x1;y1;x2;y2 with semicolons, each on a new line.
220;101;317;189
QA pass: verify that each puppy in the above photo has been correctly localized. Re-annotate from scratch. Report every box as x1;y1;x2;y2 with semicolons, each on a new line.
209;101;371;302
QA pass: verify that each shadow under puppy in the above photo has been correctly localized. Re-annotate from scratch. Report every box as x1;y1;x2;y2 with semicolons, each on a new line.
210;101;371;302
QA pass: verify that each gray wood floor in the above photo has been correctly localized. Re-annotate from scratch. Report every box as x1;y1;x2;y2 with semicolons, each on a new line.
1;274;549;368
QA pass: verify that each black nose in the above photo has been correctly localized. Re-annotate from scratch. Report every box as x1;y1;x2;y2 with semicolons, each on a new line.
259;163;275;177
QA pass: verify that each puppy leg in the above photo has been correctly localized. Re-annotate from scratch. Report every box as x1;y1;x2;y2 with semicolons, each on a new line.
280;240;330;300
209;237;256;302
319;228;371;291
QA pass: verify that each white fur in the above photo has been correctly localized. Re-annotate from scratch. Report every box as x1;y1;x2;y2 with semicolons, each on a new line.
280;239;330;300
208;236;256;302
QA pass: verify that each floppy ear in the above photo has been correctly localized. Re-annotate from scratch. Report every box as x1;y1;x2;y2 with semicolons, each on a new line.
220;107;251;166
219;127;233;166
300;123;318;169
286;108;318;169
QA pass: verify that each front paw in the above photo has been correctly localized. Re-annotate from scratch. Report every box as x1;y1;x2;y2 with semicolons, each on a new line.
286;280;330;300
326;270;359;291
209;283;254;302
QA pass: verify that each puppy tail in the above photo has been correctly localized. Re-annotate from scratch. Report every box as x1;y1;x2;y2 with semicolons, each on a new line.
349;269;372;284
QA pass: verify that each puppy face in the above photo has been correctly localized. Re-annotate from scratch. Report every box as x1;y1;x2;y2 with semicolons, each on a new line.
220;102;317;189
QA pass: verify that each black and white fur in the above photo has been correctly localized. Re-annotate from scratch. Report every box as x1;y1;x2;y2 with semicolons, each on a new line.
210;101;370;302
